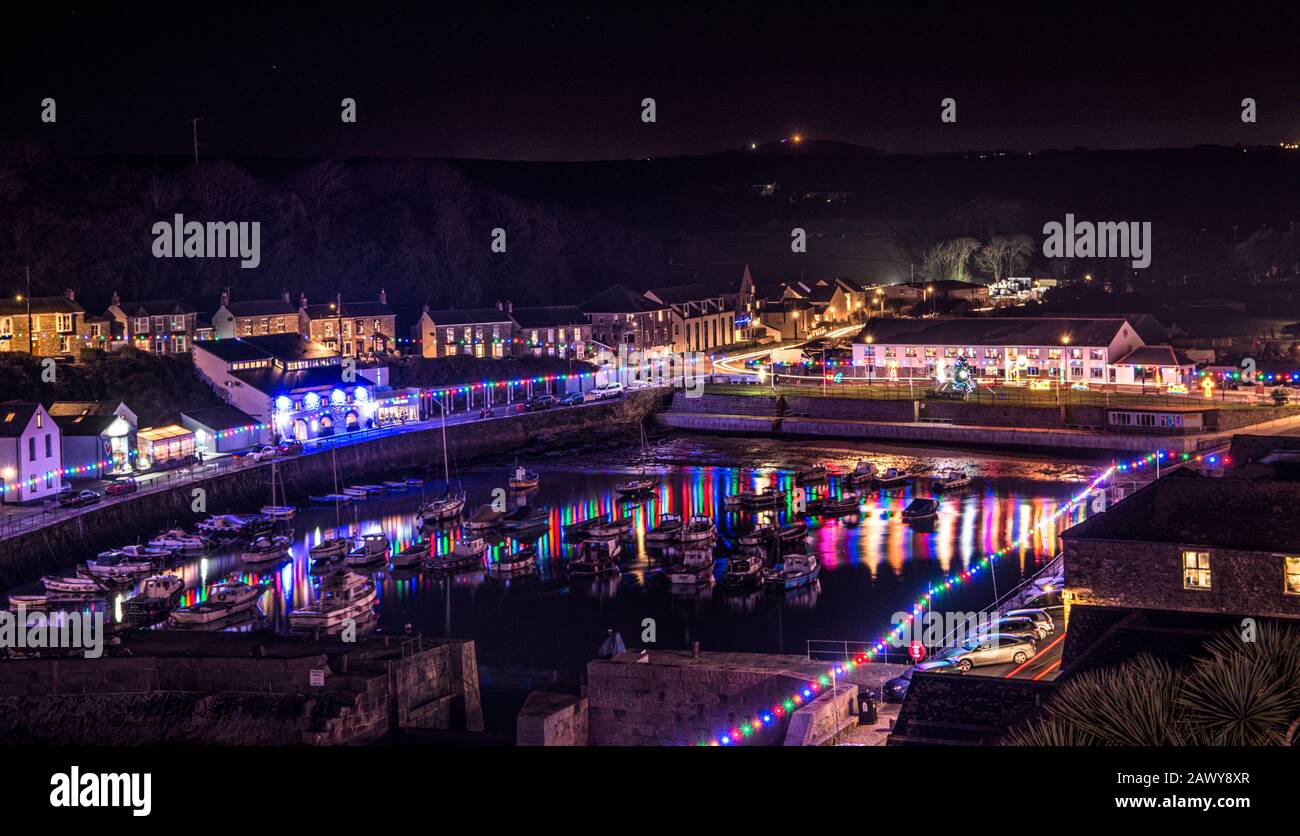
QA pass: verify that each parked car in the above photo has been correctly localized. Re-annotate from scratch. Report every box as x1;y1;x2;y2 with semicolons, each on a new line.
250;445;278;462
626;379;653;390
104;477;139;497
973;615;1044;642
1021;589;1064;610
526;394;556;411
558;391;585;407
478;406;495;418
937;634;1037;671
59;489;101;509
276;439;304;456
1003;608;1055;636
883;659;962;702
591;382;625;400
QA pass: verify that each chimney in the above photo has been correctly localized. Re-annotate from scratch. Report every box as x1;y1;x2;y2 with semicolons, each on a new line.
422;303;430;314
281;290;291;305
507;300;513;313
299;292;307;309
378;288;387;306
496;301;503;311
220;289;230;308
63;288;75;301
111;291;120;307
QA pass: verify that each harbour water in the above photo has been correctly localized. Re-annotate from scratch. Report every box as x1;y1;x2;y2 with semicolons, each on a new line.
6;435;1103;676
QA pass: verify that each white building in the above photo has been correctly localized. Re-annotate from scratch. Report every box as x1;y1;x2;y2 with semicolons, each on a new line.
0;402;63;504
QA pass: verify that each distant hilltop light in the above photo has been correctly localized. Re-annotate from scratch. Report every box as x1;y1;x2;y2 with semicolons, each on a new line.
1282;141;1299;150
792;134;803;144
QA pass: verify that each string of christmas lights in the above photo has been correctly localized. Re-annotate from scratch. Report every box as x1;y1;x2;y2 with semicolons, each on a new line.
698;464;1120;746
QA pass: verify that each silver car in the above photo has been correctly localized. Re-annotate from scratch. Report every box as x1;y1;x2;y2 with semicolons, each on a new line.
938;633;1037;671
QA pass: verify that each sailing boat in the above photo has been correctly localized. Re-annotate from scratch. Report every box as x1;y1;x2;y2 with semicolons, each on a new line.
615;423;660;498
417;401;466;525
260;460;296;519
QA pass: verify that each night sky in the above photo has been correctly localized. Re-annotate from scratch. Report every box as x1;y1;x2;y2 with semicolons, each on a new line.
3;2;1297;161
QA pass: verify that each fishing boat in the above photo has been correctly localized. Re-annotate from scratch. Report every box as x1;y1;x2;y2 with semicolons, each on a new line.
501;505;549;533
344;534;391;567
667;546;715;585
738;522;778;547
569;534;622;577
763;554;821;591
84;551;160;580
309;535;349;562
739;486;788;508
426;537;488;572
902;498;940;522
614;475;659;498
795;464;829;484
723;551;766;589
240;534;292;565
42;575;108;596
508;464;540;491
877;467;909;490
136;574;185;602
289;571;377;629
562;513;609;538
723;492;745;509
645;513;683;544
260;461;296;519
809;491;861;517
309;492;353;504
490;546;538;575
196;514;252;539
680;514;716;545
390;542;428;570
120;543;176;559
587;516;633;539
777;520;808;543
843;460;878;486
464;504;506;533
168;579;263;626
930;468;972;491
149;529;209;554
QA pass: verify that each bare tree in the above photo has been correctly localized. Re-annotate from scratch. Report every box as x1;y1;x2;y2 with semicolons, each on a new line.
975;234;1034;283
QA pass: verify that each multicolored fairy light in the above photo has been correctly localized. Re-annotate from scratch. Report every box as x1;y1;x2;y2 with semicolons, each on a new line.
700;464;1119;746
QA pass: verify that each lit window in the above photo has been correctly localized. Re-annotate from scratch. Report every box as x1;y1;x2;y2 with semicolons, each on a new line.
1182;550;1211;590
1285;557;1300;596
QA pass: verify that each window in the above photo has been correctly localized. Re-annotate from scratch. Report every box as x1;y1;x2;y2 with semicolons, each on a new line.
171;315;185;331
1182;550;1211;590
1285;557;1300;596
1089;349;1105;361
44;434;52;457
1026;348;1040;359
135;317;149;333
1090;366;1104;379
56;313;74;332
29;437;36;461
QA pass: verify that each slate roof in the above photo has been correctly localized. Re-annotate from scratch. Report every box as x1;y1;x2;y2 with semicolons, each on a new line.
0;296;83;315
0;403;41;438
115;299;197;317
1060;469;1300;552
1112;346;1196;367
581;285;665;314
420;307;514;326
194;334;336;364
302;301;394;319
232;365;356;394
53;413;121;436
644;283;719;305
224;299;297;317
854;317;1134;347
887;672;1056;746
509;305;588;329
180;405;261;431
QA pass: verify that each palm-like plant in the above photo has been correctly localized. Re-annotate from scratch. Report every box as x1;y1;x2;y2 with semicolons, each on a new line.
1007;624;1300;746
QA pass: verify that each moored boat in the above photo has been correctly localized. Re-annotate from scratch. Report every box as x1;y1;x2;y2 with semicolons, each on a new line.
501;505;549;533
777;520;808;543
417;488;467;526
614;475;659;498
843;460;878;486
309;535;349;562
645;513;683;544
464;504;506;533
587;516;633;539
723;551;766;589
930;468;972;491
508;464;540;491
569;534;622;577
240;534;292;564
309;493;354;504
738;522;778;547
680;514;716;544
763;554;821;591
169;579;263;626
490;546;538;575
739;486;787;508
902;497;940;522
149;529;209;554
795;464;829;484
809;491;861;517
196;514;252;539
390;542;428;570
42;575;108;596
667;546;715;585
289;571;377;629
877;467;909;490
136;574;185;602
426;537;488;572
344;534;391;567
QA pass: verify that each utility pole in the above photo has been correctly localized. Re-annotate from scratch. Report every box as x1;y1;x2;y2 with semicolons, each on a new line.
186;118;202;166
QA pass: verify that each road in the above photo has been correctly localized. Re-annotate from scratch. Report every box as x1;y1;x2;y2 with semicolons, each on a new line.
962;605;1069;682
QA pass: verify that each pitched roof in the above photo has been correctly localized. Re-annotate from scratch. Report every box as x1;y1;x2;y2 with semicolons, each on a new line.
115;299;197;317
53;413;122;436
180;404;261;431
581;285;665;314
194;334;336;364
644;283;720;305
1112;346;1196;367
223;299;297;317
302;301;394;320
1061;470;1300;552
48;401;122;418
232;365;357;394
509;305;588;329
420;307;514;326
0;296;83;315
854;317;1134;347
667;263;751;295
0;402;41;438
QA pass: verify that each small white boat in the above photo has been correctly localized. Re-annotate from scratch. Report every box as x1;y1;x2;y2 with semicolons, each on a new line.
149;529;209;554
843;460;878;486
930;468;972;491
426;537;488;572
569;534;621;577
680;514;716;545
383;480;409;491
562;514;609;538
645;513;683;544
667;546;715;585
738;522;778;547
404;477;425;488
739;486;788;508
614;475;659;497
490;546;538;575
137;574;185;601
508;464;539;491
354;484;388;495
343;486;371;499
41;575;106;596
120;543;176;559
464;504;506;533
240;534;292;564
587;516;633;539
778;520;808;543
389;542;428;569
809;491;861;517
417;488;467;525
344;534;391;567
763;554;821;591
289;572;377;629
169;580;263;626
877;468;909;490
723;551;766;589
84;552;159;580
309;536;349;561
310;493;354;504
196;514;251;538
260;504;296;519
902;498;940;522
